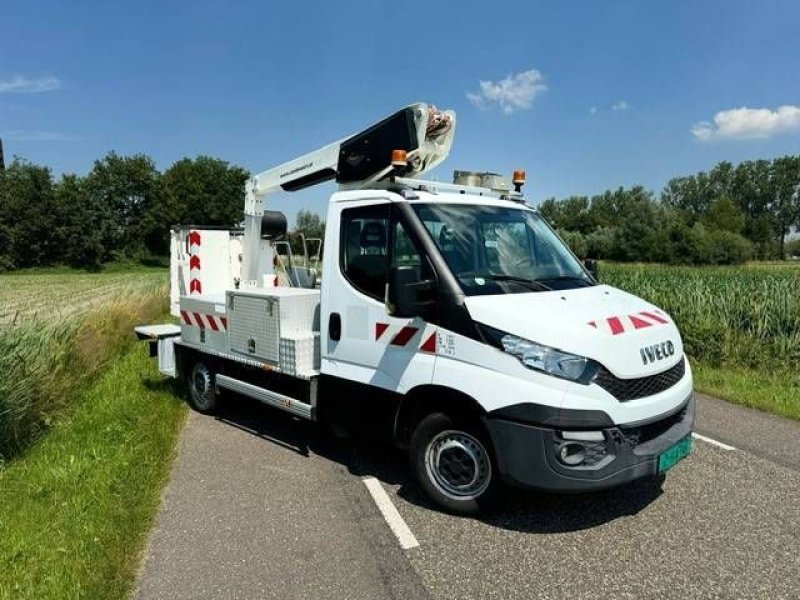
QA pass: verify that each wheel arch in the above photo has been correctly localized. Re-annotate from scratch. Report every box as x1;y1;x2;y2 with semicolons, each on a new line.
394;384;487;447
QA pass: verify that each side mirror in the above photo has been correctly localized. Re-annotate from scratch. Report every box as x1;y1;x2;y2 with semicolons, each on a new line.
584;259;599;281
386;266;436;319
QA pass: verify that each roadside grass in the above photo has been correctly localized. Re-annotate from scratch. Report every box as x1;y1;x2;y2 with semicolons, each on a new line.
0;269;169;457
0;343;186;600
692;362;800;421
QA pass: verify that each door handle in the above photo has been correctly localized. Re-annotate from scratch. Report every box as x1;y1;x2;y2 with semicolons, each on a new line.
329;312;341;341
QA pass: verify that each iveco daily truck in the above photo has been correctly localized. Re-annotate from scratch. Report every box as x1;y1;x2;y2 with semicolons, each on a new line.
136;103;694;514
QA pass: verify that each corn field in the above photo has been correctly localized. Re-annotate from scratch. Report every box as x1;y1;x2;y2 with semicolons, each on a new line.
602;263;800;370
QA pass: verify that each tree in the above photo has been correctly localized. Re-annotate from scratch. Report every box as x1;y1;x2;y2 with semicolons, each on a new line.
703;195;745;233
0;158;56;268
146;156;249;256
84;152;161;259
52;174;110;268
769;156;800;258
291;210;325;255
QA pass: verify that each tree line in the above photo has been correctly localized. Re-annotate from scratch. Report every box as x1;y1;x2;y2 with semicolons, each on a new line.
540;156;800;265
1;152;798;271
0;153;249;270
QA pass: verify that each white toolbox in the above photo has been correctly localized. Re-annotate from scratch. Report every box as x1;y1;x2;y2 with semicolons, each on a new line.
227;288;320;365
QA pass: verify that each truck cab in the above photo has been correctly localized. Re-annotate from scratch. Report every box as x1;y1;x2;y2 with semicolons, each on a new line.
137;103;693;514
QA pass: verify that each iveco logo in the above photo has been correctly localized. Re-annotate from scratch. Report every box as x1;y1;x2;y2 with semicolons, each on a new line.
640;340;675;365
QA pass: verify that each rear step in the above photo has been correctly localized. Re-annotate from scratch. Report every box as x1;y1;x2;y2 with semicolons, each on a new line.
215;374;314;420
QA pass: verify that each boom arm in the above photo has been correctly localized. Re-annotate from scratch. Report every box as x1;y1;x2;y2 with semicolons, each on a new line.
240;102;456;286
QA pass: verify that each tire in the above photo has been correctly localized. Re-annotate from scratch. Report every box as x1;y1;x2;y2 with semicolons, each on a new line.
409;412;497;515
187;361;217;414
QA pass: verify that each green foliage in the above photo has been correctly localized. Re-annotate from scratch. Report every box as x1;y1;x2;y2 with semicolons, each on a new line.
0;344;185;599
0;270;167;458
557;229;587;259
149;156;249;255
0;152;249;270
703;195;745;233
0;159;57;269
289;209;326;255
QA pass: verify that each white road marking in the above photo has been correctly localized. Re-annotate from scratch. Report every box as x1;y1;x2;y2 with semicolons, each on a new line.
362;477;420;550
692;432;737;451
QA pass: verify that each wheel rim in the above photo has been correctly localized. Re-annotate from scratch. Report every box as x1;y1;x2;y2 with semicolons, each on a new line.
424;430;491;501
190;363;214;410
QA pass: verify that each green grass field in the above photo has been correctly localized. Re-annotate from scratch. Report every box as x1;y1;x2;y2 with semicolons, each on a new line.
0;343;185;600
602;262;800;420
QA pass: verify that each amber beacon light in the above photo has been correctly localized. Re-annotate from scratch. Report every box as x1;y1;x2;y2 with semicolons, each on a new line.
391;149;408;168
512;170;526;193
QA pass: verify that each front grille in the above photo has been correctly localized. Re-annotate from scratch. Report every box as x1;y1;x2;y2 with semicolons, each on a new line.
593;358;686;401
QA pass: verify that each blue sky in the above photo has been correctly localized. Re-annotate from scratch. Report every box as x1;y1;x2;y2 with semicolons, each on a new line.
2;0;800;225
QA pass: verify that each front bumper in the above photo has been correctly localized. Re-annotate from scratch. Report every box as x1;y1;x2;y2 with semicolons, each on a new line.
484;393;695;492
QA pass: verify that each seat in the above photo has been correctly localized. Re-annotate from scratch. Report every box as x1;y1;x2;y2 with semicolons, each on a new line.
348;221;388;297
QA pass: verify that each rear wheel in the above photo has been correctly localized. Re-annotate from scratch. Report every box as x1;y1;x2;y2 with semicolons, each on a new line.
187;361;217;413
410;412;497;515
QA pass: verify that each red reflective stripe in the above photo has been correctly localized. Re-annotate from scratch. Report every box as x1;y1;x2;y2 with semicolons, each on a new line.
190;279;202;293
188;231;201;246
629;315;653;329
391;326;419;346
420;332;437;353
189;254;201;270
375;322;389;340
206;315;219;331
640;310;668;324
180;310;192;325
193;312;206;329
220;317;227;329
607;316;624;335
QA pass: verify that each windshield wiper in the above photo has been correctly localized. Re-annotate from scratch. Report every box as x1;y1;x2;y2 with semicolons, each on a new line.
483;274;552;291
535;275;594;287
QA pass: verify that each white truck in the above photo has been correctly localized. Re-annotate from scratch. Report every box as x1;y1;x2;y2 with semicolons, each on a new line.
136;103;694;514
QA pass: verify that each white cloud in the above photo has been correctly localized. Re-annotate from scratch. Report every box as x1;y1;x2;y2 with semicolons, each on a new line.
466;69;548;115
2;130;80;141
691;105;800;141
0;76;61;93
611;100;630;111
589;106;598;115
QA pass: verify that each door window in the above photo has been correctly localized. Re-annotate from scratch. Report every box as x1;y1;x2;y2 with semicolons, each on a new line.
340;206;390;300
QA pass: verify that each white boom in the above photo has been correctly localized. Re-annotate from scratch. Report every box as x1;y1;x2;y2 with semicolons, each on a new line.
240;102;456;287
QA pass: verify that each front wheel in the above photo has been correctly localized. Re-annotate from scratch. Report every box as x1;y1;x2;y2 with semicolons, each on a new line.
410;412;497;515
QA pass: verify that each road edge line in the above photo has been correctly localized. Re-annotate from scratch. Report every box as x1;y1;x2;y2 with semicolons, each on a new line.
692;432;736;451
362;477;420;550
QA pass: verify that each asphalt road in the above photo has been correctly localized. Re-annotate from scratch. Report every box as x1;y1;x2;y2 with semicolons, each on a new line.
135;393;800;599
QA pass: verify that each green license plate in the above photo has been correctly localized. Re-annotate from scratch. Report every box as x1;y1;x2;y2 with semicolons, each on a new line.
658;435;693;473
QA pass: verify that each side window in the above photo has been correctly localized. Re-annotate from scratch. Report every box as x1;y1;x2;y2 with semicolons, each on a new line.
340;205;390;300
392;221;434;280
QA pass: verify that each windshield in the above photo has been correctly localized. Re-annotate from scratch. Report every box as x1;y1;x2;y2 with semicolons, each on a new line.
412;203;593;296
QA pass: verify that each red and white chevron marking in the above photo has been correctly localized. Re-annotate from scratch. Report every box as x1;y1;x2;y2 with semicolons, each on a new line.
588;309;669;336
180;310;228;331
375;322;437;353
188;230;202;294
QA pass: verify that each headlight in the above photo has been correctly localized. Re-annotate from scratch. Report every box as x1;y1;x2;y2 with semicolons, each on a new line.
480;325;597;383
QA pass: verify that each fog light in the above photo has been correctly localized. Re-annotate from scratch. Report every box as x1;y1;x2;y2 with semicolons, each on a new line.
559;442;586;466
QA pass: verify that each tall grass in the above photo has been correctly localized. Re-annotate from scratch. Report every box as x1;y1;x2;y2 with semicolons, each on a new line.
0;278;168;461
602;263;800;370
